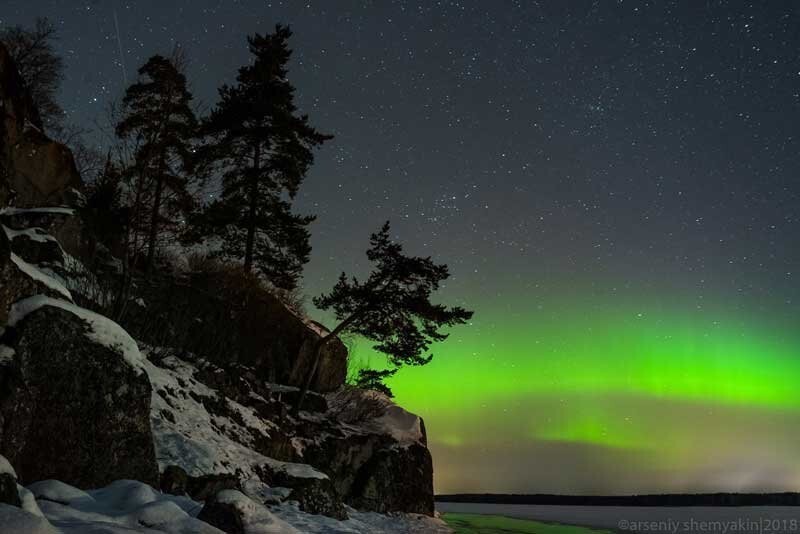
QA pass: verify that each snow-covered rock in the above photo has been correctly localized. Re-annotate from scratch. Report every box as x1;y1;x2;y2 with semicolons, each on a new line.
27;480;94;506
0;454;16;479
0;305;159;488
32;479;222;533
0;505;56;534
145;353;326;484
146;351;435;517
8;295;146;373
0;476;453;533
0;228;70;324
9;253;72;300
197;489;300;534
0;462;19;508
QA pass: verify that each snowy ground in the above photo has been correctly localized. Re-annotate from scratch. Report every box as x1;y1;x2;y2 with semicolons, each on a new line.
438;502;800;534
0;477;452;533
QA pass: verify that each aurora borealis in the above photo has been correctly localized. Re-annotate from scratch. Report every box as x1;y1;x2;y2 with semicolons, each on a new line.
381;293;800;494
6;0;799;495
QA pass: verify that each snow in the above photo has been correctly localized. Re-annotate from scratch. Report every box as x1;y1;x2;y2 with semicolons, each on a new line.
88;480;162;511
34;479;221;534
0;504;57;534
0;477;452;534
0;454;17;479
17;485;46;517
330;389;425;445
7;295;146;374
2;225;59;244
144;353;327;483
0;206;75;216
0;344;14;365
268;459;328;481
210;490;300;534
11;253;73;300
28;480;94;506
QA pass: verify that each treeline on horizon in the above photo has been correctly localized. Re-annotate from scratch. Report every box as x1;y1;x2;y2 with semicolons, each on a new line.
436;492;800;506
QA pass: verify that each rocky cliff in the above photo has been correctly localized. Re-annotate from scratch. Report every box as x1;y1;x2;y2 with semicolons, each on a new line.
0;43;82;210
0;41;440;533
120;270;348;393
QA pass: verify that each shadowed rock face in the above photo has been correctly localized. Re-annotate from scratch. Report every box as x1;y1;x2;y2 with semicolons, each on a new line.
348;442;434;515
0;43;82;209
0;473;20;507
197;493;247;534
0;306;159;488
0;43;40;208
122;273;348;394
256;463;348;520
297;423;435;516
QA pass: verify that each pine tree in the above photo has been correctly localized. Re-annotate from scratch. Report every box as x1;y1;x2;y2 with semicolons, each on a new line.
116;54;198;273
353;368;397;398
199;25;331;289
293;222;474;413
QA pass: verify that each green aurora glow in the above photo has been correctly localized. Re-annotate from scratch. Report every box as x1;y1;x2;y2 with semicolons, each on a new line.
351;295;800;494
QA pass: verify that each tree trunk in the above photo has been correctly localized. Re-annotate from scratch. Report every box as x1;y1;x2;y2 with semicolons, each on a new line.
292;311;362;415
243;144;260;271
129;164;147;268
292;337;328;417
145;171;165;274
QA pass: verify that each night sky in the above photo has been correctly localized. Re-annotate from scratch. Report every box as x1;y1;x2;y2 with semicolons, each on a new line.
3;1;800;495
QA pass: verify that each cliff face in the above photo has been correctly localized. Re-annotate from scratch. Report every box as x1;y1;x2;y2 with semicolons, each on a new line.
120;271;348;393
0;41;437;530
0;44;82;209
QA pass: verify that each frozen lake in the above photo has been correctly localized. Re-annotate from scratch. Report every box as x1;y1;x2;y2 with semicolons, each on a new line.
438;502;800;533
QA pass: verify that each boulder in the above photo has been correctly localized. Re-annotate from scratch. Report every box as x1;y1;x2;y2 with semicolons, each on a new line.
299;429;435;516
0;229;70;324
257;464;347;520
197;497;246;534
0;453;20;509
348;443;434;515
3;226;65;267
8;135;82;207
197;490;296;534
159;465;188;496
186;473;240;502
1;209;84;261
0;473;19;507
0;305;159;487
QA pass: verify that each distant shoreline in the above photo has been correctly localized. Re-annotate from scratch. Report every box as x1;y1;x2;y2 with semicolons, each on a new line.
435;493;800;506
